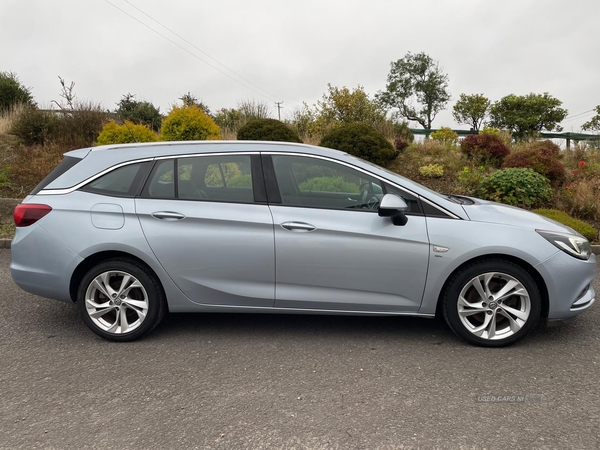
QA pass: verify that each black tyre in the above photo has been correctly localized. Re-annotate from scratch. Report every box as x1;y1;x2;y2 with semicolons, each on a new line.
442;259;541;347
77;259;167;342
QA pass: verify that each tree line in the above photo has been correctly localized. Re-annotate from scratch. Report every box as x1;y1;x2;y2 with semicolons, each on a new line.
2;56;600;141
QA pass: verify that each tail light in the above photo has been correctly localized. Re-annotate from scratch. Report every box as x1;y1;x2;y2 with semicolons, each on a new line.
14;204;52;227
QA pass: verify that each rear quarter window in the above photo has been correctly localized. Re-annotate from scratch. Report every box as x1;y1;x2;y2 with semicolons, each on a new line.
80;162;152;197
30;156;82;195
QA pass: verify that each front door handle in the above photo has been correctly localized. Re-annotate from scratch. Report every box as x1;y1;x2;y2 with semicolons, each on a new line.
281;221;316;232
152;211;185;221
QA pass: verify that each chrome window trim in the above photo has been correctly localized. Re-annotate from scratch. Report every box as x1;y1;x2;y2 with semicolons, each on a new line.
264;151;461;220
153;151;257;161
37;158;155;196
38;149;462;220
37;152;259;196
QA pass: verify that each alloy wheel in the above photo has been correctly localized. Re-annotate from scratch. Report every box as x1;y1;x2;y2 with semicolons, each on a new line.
84;270;149;334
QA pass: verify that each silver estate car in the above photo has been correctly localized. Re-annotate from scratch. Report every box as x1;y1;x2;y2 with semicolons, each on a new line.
10;141;596;346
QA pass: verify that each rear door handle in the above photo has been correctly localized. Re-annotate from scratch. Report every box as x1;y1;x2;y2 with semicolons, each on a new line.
152;211;185;221
281;221;316;232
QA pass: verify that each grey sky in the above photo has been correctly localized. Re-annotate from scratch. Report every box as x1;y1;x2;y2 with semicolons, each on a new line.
1;0;598;131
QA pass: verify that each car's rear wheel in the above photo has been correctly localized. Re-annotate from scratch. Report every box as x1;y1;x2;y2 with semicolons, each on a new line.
442;259;541;347
77;259;166;342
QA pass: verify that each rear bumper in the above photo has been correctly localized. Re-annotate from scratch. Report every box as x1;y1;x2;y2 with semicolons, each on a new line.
10;225;81;303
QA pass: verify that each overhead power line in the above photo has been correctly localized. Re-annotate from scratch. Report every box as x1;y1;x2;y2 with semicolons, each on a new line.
120;0;282;103
563;110;595;124
103;0;283;104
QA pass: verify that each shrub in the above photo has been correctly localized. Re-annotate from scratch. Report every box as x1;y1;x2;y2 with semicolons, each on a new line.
53;101;111;148
533;208;597;241
394;137;409;153
419;164;444;178
160;105;221;141
461;133;510;167
480;126;513;147
430;127;458;146
457;166;487;194
10;102;110;148
557;178;600;220
10;107;57;145
527;139;561;157
477;168;552;208
97;120;159;145
237;118;302;143
0;72;34;113
319;123;397;166
116;94;162;132
375;120;414;143
502;141;565;184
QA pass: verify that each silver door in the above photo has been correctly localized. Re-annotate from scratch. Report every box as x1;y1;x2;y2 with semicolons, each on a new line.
268;154;430;312
136;155;275;307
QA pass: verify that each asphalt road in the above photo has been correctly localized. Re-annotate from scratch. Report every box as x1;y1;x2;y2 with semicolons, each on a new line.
0;250;599;450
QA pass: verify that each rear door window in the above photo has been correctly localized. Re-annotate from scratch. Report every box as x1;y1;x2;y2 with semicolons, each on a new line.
143;155;255;203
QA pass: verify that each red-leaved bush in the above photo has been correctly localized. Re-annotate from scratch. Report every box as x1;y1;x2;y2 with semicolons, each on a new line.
502;141;565;185
460;134;510;167
394;138;409;153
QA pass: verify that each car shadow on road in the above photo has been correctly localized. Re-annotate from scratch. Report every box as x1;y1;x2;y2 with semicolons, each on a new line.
30;300;593;349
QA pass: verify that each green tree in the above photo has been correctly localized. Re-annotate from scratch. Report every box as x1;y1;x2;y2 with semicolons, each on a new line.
582;105;600;132
179;92;211;116
213;107;245;133
489;93;568;139
376;52;450;129
116;94;162;132
452;94;490;131
160;105;220;141
0;71;34;112
237;99;272;120
317;84;386;125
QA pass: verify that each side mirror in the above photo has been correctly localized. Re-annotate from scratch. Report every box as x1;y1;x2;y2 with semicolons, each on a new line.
378;193;408;226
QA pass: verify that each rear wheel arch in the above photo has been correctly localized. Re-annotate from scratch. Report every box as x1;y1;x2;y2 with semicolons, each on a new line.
69;251;167;307
435;254;549;320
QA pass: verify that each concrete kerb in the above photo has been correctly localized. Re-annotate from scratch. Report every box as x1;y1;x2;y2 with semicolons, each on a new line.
1;240;600;254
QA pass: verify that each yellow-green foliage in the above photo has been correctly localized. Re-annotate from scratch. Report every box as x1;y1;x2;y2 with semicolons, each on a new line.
160;105;220;141
430;127;458;146
533;208;598;241
419;164;444;178
96;120;159;145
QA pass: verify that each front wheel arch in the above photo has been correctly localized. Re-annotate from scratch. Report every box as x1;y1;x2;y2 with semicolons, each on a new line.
435;254;549;320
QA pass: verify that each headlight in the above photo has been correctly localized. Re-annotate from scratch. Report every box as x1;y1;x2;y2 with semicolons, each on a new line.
536;230;592;260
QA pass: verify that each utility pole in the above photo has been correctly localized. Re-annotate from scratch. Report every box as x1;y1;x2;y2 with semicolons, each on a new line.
275;101;283;120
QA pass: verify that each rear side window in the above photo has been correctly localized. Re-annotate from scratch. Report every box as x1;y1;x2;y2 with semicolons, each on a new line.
30;156;82;195
81;162;151;197
143;155;254;203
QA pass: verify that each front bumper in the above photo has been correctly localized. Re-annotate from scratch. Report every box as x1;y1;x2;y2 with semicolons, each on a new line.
536;250;596;320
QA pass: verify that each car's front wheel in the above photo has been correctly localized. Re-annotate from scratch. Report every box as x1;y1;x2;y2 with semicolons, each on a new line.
442;259;541;347
77;259;166;342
